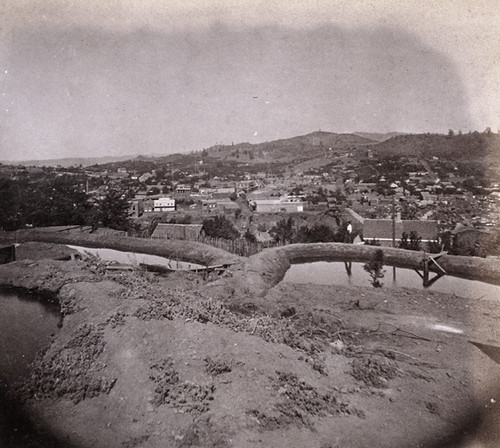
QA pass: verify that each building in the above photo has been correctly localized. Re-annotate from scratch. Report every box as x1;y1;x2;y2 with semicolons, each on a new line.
175;184;191;194
153;197;176;212
201;200;218;213
151;223;205;241
143;199;155;213
139;172;153;183
419;192;436;204
216;200;240;214
252;196;304;213
363;219;438;247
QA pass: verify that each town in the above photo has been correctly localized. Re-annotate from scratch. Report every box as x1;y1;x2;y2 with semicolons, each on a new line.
1;129;499;257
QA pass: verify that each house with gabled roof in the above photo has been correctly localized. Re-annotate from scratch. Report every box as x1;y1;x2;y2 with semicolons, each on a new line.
151;223;205;241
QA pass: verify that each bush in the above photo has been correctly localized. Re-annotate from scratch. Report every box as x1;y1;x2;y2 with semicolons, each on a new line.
399;231;421;251
269;217;295;244
244;228;257;243
363;249;385;288
295;224;336;243
202;215;240;240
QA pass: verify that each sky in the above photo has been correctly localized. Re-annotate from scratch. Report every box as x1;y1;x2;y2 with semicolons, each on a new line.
0;0;499;162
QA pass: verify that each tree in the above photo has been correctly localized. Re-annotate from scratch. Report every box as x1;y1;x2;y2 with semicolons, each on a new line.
202;215;240;240
428;239;442;254
333;187;346;204
363;249;385;288
96;188;131;231
400;201;417;220
0;178;25;230
244;228;257;243
269;217;295;244
295;223;336;243
11;174;91;229
399;231;422;251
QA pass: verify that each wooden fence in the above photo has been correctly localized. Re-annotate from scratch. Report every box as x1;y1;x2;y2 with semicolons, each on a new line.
196;235;283;257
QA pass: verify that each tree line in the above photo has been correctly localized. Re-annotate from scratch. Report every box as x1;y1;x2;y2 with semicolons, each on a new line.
0;175;130;231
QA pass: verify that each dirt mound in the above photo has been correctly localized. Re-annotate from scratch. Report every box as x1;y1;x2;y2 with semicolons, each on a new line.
1;245;500;447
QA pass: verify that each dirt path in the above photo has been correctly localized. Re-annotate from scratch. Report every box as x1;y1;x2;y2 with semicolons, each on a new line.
0;242;499;448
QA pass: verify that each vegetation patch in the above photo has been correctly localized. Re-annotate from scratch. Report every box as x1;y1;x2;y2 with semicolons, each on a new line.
350;357;400;388
133;302;173;321
16;323;116;404
249;371;358;430
204;355;234;376
104;311;128;328
149;359;215;414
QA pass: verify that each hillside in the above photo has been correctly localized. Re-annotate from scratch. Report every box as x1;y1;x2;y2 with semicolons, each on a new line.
204;131;376;164
5;130;499;176
353;132;406;142
369;131;500;161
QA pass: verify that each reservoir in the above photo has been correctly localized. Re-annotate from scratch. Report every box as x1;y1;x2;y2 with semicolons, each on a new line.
67;245;206;271
283;261;500;301
0;290;60;390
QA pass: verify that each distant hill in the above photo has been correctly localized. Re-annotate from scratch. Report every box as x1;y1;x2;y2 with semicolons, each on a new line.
369;132;500;161
4;130;497;172
354;132;406;142
2;155;146;168
204;131;376;163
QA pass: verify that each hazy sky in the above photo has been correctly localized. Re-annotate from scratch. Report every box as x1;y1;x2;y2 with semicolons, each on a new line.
0;0;499;161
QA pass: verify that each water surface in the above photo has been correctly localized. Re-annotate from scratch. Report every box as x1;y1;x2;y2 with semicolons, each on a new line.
0;290;60;390
283;262;500;301
67;245;205;271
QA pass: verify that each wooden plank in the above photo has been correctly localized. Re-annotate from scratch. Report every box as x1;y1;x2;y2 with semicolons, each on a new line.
414;268;425;280
429;256;447;275
105;265;134;271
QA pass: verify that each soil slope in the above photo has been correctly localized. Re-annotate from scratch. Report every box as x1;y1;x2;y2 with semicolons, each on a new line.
0;243;499;448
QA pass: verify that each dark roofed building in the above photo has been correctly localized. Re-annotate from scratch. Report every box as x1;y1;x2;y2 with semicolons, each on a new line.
363;219;438;247
363;219;402;242
151;223;205;241
402;220;438;241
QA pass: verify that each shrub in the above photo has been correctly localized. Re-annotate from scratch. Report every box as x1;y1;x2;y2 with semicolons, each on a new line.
363;249;385;288
202;215;240;240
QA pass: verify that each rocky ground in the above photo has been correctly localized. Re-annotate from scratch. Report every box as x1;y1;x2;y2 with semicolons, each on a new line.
0;241;499;448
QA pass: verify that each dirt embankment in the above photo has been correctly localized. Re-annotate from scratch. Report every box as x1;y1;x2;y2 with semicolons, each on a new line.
0;228;242;267
1;241;500;448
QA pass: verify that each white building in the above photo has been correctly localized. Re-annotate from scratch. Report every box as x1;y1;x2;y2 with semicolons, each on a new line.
175;184;191;194
153;197;176;212
252;196;304;213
